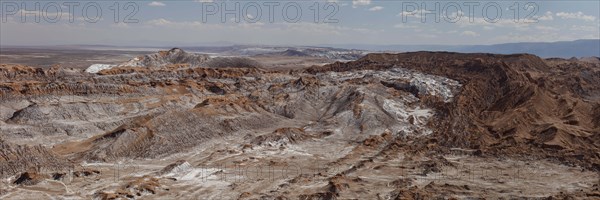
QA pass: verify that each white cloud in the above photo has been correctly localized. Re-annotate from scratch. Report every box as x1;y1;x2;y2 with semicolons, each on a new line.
398;9;433;18
11;9;90;22
556;12;596;21
146;18;174;26
455;16;532;30
446;10;465;19
570;25;599;32
461;31;479;37
538;11;554;21
352;0;371;8
535;25;559;31
148;1;166;7
368;6;383;11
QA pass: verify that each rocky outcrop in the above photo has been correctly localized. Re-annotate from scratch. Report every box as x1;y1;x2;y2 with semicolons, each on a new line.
84;48;262;73
0;138;72;178
119;48;210;68
311;52;600;170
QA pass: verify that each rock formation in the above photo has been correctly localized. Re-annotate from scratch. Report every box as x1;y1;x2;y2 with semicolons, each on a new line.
1;51;599;199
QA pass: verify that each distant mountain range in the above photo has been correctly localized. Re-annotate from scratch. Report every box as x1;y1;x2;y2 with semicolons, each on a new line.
328;39;600;58
3;39;598;58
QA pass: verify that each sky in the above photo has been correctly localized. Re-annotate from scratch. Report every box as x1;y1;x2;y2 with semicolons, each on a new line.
0;0;599;46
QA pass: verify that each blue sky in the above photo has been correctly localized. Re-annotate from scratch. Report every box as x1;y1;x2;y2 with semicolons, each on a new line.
1;0;599;46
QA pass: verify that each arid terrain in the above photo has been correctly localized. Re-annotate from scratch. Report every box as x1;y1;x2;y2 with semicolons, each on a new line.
1;48;599;199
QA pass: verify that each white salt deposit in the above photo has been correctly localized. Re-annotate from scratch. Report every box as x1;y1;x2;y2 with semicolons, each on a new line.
85;64;116;73
382;99;432;126
322;67;461;102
